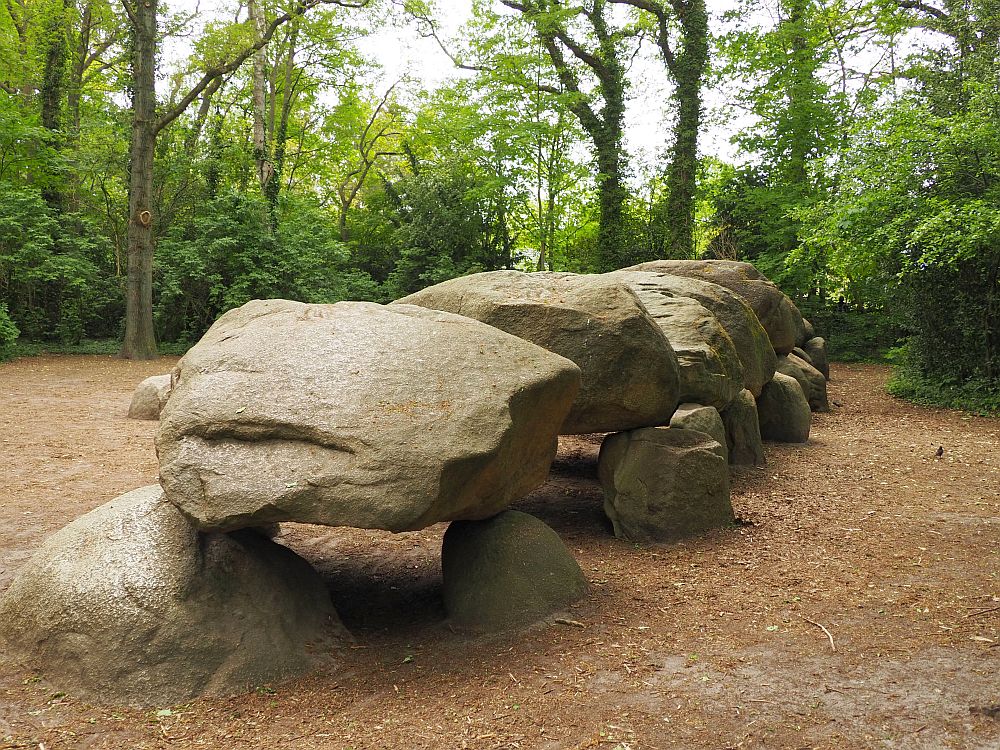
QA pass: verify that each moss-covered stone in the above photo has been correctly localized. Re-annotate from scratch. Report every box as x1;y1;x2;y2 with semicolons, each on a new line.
598;427;733;542
720;389;766;466
441;511;588;632
757;373;811;443
669;403;728;463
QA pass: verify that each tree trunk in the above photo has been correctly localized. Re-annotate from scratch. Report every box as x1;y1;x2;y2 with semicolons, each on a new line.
40;0;69;209
68;3;91;138
249;0;274;214
662;0;707;258
120;0;158;360
265;21;299;219
595;139;626;271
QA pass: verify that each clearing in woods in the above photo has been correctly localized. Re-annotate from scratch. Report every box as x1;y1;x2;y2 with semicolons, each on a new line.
0;355;998;749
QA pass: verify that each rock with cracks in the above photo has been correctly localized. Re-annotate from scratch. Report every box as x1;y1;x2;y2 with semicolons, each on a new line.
776;353;829;412
0;486;343;706
720;389;766;466
605;271;744;411
669;403;728;463
598;428;733;543
614;268;776;396
156;300;581;533
127;374;172;420
756;373;811;443
397;271;679;434
628;260;806;354
441;510;588;632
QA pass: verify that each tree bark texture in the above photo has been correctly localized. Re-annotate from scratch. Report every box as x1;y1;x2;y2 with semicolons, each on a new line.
661;0;707;258
121;0;158;360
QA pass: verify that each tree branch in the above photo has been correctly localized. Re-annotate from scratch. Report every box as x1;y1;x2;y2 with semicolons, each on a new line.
154;0;371;135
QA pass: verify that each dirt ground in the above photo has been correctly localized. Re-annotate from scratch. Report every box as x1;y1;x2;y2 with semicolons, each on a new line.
0;355;997;750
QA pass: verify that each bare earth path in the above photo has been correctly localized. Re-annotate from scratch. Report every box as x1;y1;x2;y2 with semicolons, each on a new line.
0;356;997;750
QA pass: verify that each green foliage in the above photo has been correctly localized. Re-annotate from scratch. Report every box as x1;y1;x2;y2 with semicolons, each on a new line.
154;191;379;342
887;362;1000;418
798;84;1000;384
0;302;19;360
0;186;119;342
384;164;519;298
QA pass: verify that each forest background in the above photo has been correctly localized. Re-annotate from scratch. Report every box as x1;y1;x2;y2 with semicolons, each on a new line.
0;0;997;413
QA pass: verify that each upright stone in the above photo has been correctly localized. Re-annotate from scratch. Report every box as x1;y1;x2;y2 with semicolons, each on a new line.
628;260;805;354
756;373;811;443
398;271;680;433
441;511;588;632
720;389;766;466
802;336;830;380
776;353;829;412
669;403;728;463
127;373;172;420
0;486;343;706
156;300;581;532
801;318;816;344
598;428;733;542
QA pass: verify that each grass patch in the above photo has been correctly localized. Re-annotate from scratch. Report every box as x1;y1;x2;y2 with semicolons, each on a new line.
887;368;1000;417
9;339;191;358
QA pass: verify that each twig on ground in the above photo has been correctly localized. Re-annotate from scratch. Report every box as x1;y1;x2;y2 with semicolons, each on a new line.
554;618;586;628
801;616;837;652
965;605;1000;618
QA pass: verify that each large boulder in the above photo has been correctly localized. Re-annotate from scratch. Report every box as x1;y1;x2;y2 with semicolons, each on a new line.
156;299;581;532
720;389;766;466
397;271;680;434
441;511;588;632
127;374;172;420
756;373;811;443
627;260;805;354
612;269;776;396
776;353;829;412
0;486;342;706
802;336;830;380
669;403;728;463
598;428;733;542
604;271;743;410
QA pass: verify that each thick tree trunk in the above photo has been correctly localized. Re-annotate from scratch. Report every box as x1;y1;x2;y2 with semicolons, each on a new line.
120;0;158;360
595;140;626;271
662;0;707;258
249;0;273;205
40;0;69;209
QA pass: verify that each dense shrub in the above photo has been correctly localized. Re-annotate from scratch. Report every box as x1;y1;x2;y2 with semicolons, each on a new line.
0;302;19;360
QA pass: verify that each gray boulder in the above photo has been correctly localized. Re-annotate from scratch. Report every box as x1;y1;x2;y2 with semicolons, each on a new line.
598;428;733;542
802;336;830;380
628;260;805;354
792;346;812;364
441;511;588;632
669;403;728;463
613;269;776;396
776;353;829;412
156;300;581;533
0;486;343;706
756;373;811;443
397;271;680;434
720;389;766;466
605;271;743;410
127;374;172;420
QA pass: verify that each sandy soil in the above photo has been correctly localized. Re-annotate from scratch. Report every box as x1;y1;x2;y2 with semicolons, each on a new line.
0;355;997;750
